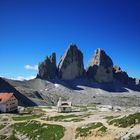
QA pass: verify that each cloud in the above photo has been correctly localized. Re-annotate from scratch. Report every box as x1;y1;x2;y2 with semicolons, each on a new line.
11;75;36;81
24;65;38;71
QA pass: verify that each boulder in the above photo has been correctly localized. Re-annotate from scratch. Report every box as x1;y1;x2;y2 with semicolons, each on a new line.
58;44;84;80
37;53;57;79
87;48;113;83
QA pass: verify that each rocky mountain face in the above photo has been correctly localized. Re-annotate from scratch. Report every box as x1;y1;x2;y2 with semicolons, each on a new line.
58;44;84;80
113;65;139;87
36;45;139;87
37;53;57;79
87;48;113;83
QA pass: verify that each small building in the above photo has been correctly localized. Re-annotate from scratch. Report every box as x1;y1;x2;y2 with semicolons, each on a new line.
57;97;72;113
0;93;18;113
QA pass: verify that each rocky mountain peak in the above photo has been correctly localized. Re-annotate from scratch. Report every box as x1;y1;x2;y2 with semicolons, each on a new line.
37;53;57;79
58;44;84;80
88;48;113;67
87;48;113;83
113;65;122;72
113;65;132;85
50;52;56;65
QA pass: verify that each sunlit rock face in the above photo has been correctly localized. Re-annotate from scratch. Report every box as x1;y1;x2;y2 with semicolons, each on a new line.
87;48;113;83
58;44;84;80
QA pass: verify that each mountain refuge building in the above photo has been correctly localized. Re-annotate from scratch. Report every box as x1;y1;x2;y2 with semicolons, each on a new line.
0;93;18;113
57;97;72;113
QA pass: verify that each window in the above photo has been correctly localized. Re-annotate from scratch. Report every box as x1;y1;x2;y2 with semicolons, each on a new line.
61;103;69;106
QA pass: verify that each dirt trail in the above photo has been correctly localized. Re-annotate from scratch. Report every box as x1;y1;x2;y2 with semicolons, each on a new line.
62;125;76;140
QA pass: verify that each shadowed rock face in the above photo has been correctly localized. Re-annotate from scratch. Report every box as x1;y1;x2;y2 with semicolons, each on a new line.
58;44;84;80
37;53;57;79
87;48;113;83
113;65;129;85
113;65;139;86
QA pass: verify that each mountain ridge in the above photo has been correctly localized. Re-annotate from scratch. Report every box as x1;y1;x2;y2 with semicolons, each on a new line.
37;44;140;86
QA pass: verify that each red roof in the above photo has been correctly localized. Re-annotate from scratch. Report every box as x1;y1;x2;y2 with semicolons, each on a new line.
0;93;14;103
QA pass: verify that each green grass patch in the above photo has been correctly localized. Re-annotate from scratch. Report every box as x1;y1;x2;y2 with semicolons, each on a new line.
80;107;88;112
12;115;41;121
43;113;91;122
76;122;106;138
63;118;84;122
46;114;79;121
87;103;96;107
109;113;140;128
0;124;5;130
74;105;88;112
23;107;34;113
104;116;120;120
7;134;19;140
98;126;107;133
0;135;7;139
104;116;120;123
33;106;52;110
128;135;140;140
22;107;46;115
13;121;65;140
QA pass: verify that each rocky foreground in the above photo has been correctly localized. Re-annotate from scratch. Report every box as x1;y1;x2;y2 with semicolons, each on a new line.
0;106;140;140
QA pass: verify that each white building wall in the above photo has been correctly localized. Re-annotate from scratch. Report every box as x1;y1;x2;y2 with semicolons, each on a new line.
59;107;72;113
0;104;6;112
0;95;18;113
6;95;18;112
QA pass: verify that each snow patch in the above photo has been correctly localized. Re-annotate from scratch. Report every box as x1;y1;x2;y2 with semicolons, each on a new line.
55;84;60;88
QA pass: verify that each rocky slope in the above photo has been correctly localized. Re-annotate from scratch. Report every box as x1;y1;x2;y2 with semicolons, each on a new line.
4;78;140;107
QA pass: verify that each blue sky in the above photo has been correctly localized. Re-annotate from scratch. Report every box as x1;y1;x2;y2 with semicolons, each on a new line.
0;0;140;80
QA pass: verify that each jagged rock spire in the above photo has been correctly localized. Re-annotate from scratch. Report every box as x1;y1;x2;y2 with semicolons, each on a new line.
58;44;84;80
37;53;57;79
87;48;113;83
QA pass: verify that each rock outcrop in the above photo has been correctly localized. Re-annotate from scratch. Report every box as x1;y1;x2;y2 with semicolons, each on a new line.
113;65;129;85
136;79;140;85
36;45;139;87
58;44;84;80
87;48;113;83
113;65;139;86
37;53;57;79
